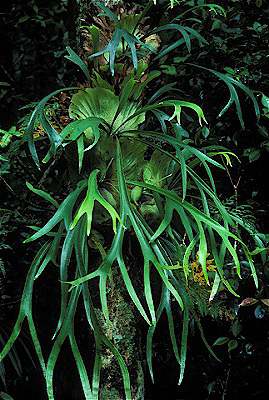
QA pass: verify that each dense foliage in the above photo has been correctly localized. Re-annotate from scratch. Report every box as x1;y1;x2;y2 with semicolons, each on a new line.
1;1;269;399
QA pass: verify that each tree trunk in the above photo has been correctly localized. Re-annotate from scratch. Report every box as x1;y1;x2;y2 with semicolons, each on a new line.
96;264;145;400
74;2;146;398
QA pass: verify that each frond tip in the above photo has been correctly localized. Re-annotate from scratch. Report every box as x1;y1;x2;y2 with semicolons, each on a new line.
70;169;123;235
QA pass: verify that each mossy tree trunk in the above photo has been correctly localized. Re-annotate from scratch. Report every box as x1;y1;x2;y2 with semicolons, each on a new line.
96;264;145;400
72;1;146;399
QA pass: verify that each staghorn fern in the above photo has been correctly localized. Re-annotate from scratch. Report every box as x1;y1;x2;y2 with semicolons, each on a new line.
0;88;260;398
1;2;266;399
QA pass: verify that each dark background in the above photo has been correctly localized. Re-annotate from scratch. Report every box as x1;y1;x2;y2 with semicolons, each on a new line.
1;1;269;399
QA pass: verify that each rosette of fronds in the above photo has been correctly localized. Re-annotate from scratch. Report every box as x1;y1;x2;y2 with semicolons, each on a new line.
1;84;261;398
1;2;266;400
68;87;145;138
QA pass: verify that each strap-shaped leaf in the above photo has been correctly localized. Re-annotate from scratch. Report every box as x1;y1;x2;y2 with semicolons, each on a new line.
146;83;178;105
160;100;207;125
150;199;195;244
65;46;91;81
35;223;64;279
0;243;50;375
45;285;93;400
131;70;161;101
118;78;137;112
61;117;104;142
197;220;209;284
70;169;122;235
116;99;207;133
189;64;260;128
173;3;226;21
127;179;248;290
88;27;156;76
22;87;84;169
146;284;180;382
24;181;88;242
148;23;208;60
68;141;186;329
95;1;120;26
61;117;104;172
125;131;227;207
151;110;171;133
26;182;59;208
52;226;78;339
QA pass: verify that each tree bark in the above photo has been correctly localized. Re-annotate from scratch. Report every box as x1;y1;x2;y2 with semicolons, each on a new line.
74;2;146;398
96;264;145;400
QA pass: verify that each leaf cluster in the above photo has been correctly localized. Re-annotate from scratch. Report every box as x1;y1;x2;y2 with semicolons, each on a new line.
1;1;268;399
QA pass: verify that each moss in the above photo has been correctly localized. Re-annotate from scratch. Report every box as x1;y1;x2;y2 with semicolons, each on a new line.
99;387;122;400
95;264;145;399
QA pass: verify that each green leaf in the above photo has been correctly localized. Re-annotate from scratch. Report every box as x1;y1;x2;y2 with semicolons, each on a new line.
244;148;260;163
211;19;221;30
228;339;238;352
65;47;91;81
121;100;207;133
0;258;5;275
197;220;209;284
143;150;172;187
178;300;189;385
61;117;104;143
0;243;49;375
249;247;268;255
0;392;15;400
18;15;30;23
95;1;120;26
132;131;225;179
159;100;207;125
88;27;155;76
120;12;143;34
61;116;105;172
70;170;122;235
24;181;87;242
0;126;21;147
23;87;82;168
174;4;226;20
209;273;221;301
188;64;260;129
232;320;242;337
191;308;220;361
213;336;230;346
92;70;114;91
35;224;64;278
118;78;137;111
150;24;208;59
69;88;118;128
254;234;267;264
69;88;145;135
160;65;177;75
155;263;184;310
262;94;269;110
26;182;59;208
127;179;244;288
